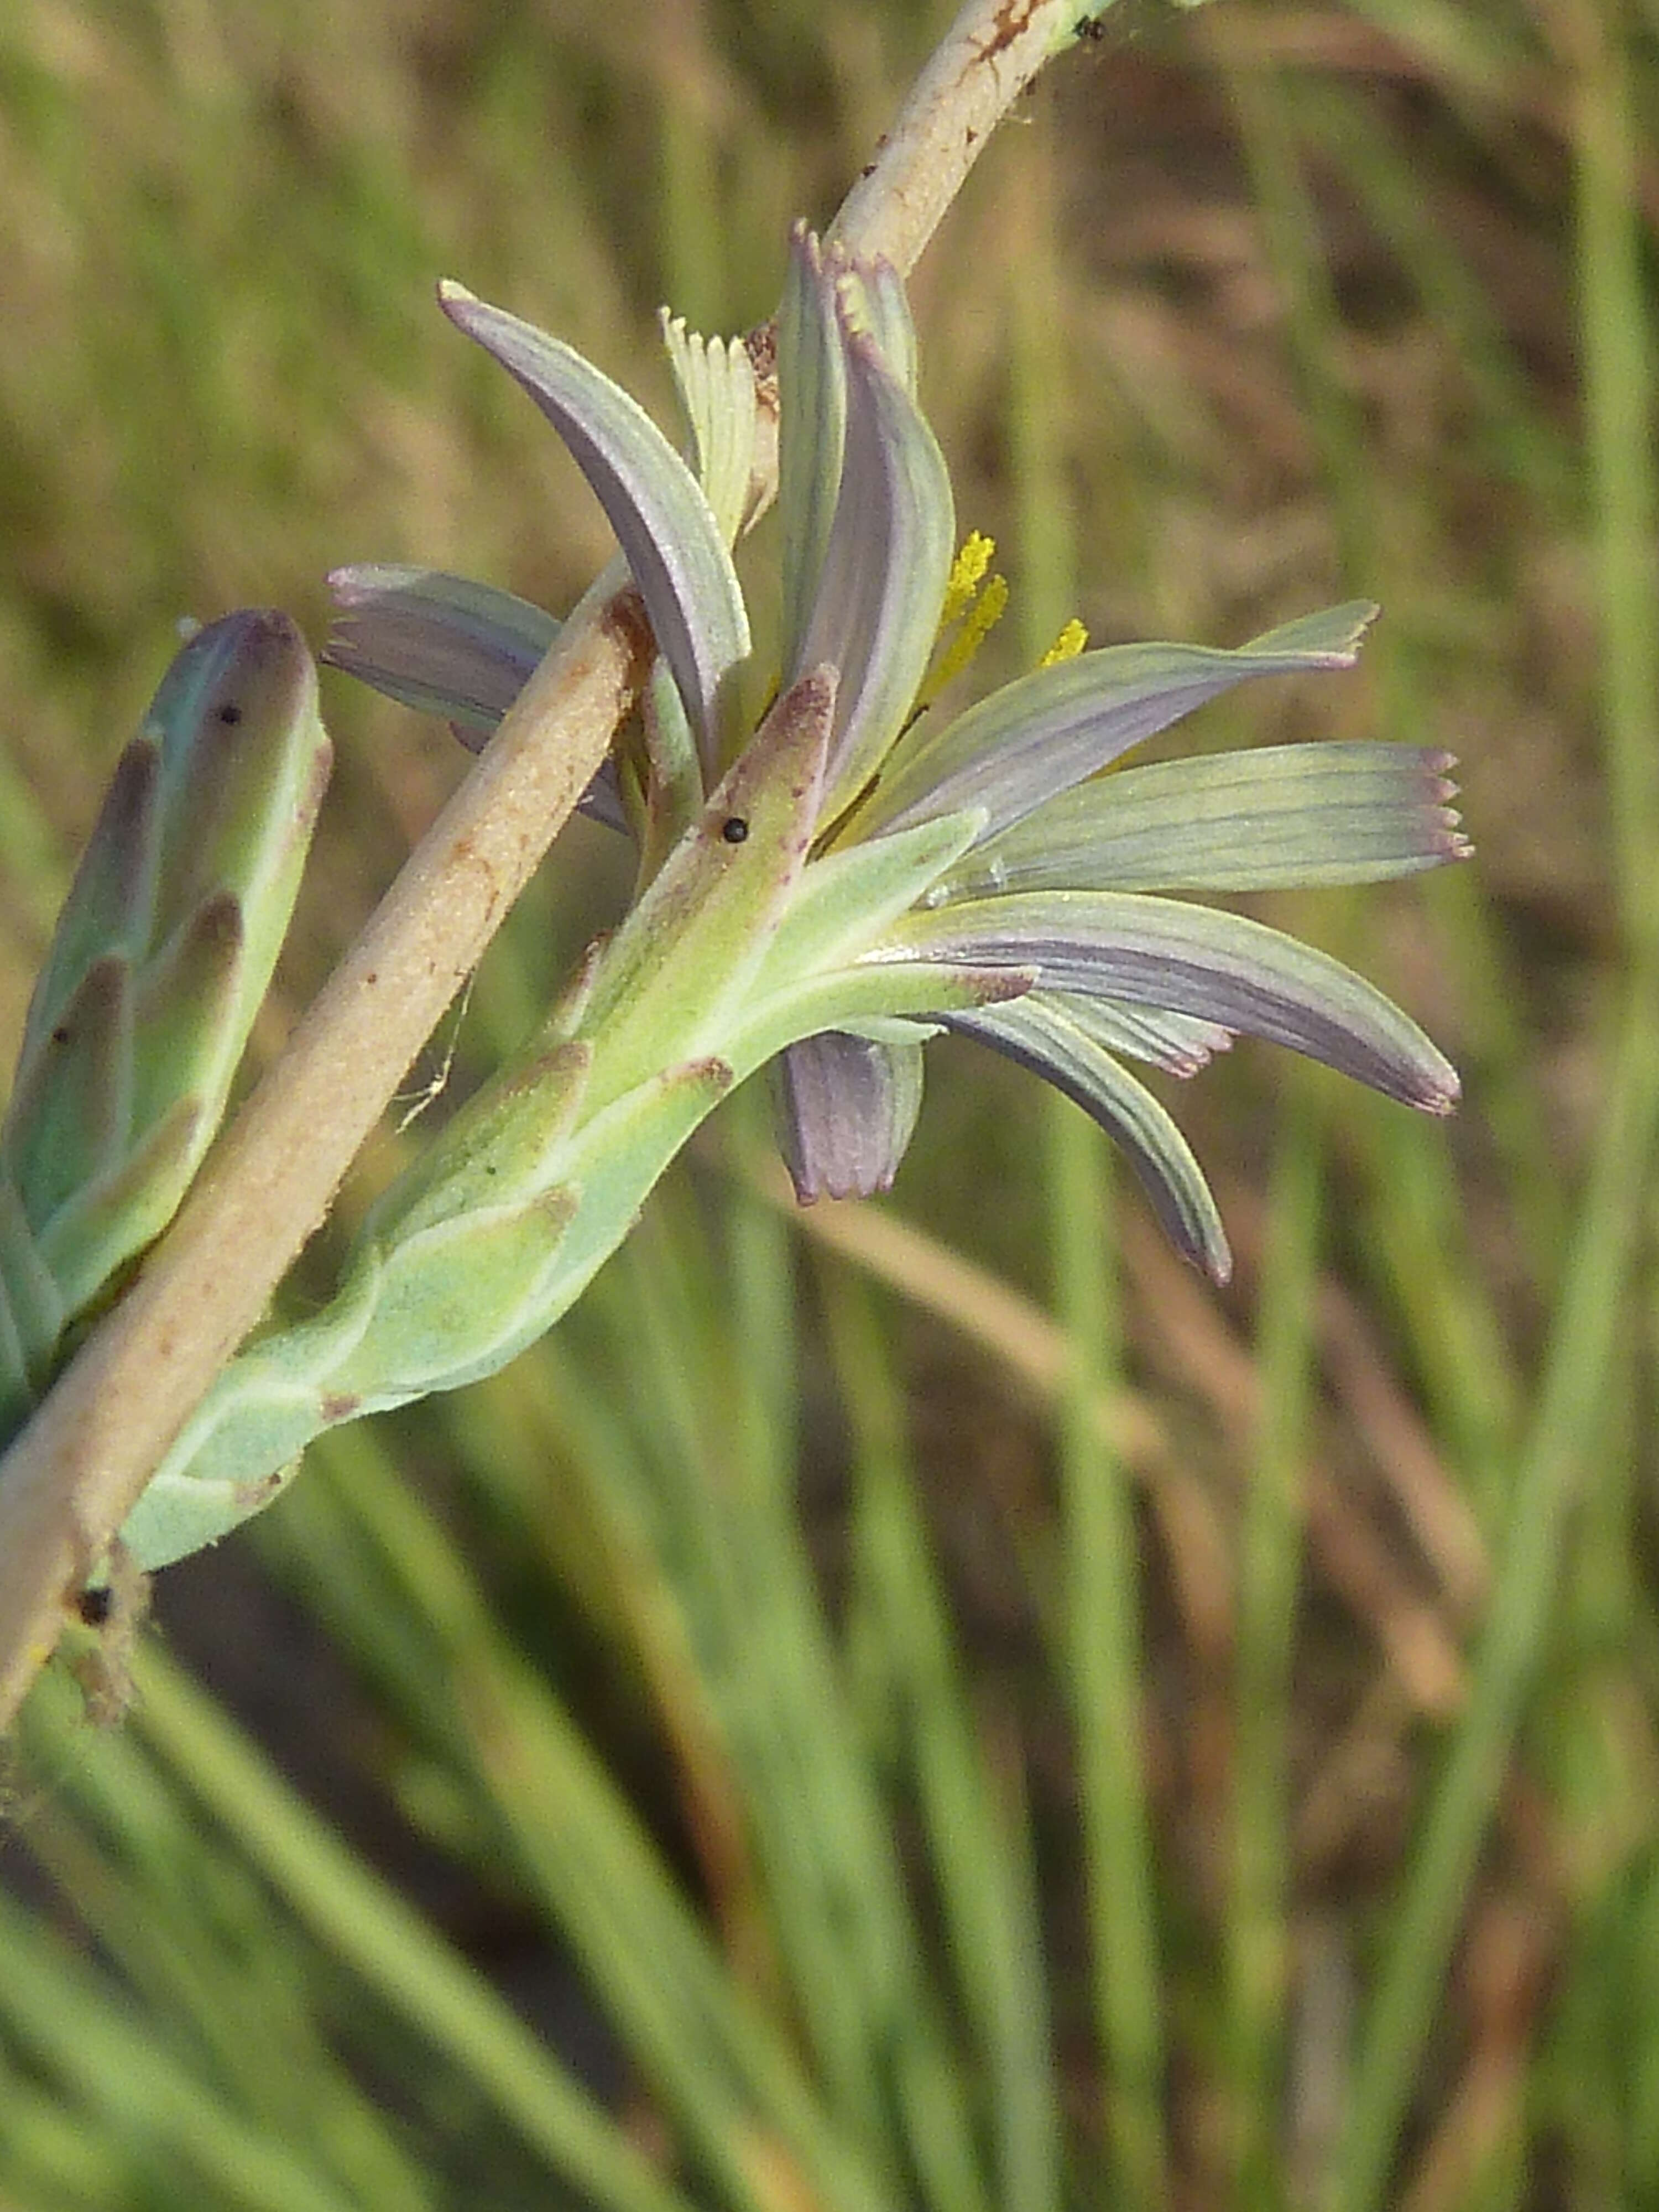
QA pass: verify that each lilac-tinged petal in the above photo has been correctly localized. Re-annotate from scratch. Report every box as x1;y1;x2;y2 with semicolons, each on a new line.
325;562;626;830
1044;991;1234;1078
873;888;1460;1113
791;306;955;820
777;226;847;665
439;281;749;773
771;1031;925;1201
860;601;1379;841
325;565;557;734
947;997;1232;1282
836;253;919;397
949;742;1469;896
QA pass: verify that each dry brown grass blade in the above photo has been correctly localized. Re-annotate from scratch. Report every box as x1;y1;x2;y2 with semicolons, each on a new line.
740;1151;1465;1714
1119;1212;1468;1719
734;1149;1240;1660
1218;1178;1490;1616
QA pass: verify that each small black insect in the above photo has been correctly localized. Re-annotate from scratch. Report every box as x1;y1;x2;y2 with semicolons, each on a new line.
217;702;244;727
721;816;750;844
76;1584;114;1627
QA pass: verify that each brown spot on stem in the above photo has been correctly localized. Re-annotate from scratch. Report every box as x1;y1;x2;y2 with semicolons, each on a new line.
603;584;656;681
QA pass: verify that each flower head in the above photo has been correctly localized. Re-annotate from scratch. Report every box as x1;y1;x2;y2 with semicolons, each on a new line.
123;225;1473;1567
327;226;1468;1287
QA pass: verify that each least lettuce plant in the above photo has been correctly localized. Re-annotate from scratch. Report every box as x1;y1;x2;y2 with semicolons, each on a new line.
119;229;1466;1569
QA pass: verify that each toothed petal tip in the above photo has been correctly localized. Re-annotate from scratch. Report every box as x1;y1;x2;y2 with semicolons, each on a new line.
1418;1063;1461;1115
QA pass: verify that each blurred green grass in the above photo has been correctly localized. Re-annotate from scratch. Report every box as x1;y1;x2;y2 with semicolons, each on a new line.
3;1;1658;2207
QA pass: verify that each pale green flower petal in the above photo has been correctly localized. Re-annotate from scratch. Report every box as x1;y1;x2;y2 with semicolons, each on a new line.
838;253;919;397
660;314;761;546
949;740;1468;895
1041;990;1234;1077
858;601;1379;840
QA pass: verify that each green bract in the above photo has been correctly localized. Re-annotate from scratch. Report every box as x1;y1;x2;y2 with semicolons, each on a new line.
123;229;1469;1567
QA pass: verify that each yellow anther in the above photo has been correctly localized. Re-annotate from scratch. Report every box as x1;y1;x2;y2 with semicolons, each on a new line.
1039;617;1088;668
917;570;1008;711
939;531;996;628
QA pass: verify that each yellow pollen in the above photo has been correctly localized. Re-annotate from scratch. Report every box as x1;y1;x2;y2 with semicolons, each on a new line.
1039;617;1089;667
939;531;996;627
913;538;1008;716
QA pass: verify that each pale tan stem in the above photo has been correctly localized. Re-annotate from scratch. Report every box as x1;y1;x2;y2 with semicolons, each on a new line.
831;0;1094;275
0;0;1114;1731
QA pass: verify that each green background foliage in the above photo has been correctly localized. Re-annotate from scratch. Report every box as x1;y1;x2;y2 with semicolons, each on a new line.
2;1;1656;2206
